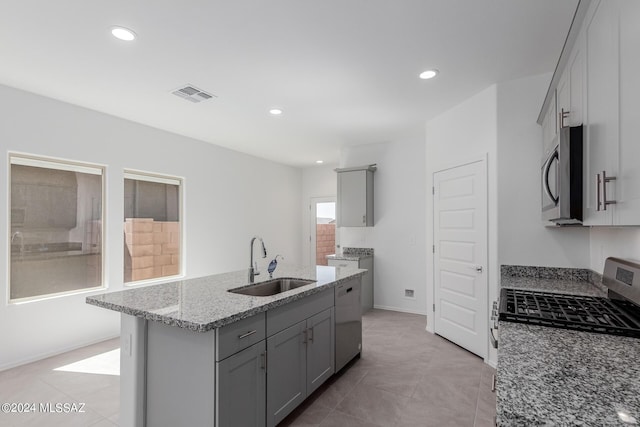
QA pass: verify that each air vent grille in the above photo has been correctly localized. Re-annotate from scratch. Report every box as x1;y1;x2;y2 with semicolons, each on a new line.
171;84;216;103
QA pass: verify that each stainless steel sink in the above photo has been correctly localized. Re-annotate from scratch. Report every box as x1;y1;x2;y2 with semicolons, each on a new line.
229;278;315;296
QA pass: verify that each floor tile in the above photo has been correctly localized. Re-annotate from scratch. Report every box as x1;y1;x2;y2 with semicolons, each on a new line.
0;309;496;426
319;410;383;427
335;383;409;426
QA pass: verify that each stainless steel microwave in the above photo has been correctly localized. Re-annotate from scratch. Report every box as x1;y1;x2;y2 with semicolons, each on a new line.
541;125;583;225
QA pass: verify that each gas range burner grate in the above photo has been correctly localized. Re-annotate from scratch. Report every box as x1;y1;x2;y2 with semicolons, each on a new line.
499;288;640;338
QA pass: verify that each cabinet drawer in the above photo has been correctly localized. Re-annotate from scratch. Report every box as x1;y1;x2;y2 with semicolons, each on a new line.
216;313;266;361
327;259;359;269
267;288;333;337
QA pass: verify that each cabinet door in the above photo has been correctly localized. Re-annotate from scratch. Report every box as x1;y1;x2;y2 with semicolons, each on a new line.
557;71;570;132
584;0;619;225
217;341;266;427
568;33;585;127
306;308;335;395
541;92;557;160
616;0;640;225
266;321;306;427
337;170;367;227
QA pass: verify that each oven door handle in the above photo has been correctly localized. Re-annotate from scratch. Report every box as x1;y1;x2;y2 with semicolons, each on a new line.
543;149;559;205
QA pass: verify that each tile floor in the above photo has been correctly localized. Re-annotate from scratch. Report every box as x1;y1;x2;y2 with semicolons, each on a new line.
0;309;496;427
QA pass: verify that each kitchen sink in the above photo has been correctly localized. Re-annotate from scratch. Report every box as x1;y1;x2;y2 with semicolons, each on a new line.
229;278;315;297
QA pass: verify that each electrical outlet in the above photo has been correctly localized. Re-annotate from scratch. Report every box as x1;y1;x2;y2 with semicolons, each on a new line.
404;289;415;299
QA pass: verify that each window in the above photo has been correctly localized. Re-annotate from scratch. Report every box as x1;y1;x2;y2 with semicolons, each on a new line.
9;155;104;302
124;171;182;283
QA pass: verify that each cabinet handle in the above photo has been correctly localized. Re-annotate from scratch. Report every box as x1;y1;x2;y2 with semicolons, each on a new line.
491;374;496;392
238;330;257;339
303;329;307;344
308;327;314;343
261;351;267;370
559;108;570;129
362;215;366;224
602;170;617;211
596;173;602;211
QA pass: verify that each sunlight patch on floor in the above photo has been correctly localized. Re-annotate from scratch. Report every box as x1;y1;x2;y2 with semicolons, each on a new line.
54;349;120;376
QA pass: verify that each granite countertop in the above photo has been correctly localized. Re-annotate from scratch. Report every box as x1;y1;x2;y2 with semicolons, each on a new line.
326;254;372;261
86;265;365;333
327;247;374;261
497;267;640;426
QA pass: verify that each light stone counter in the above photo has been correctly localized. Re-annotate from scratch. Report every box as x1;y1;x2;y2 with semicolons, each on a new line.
497;266;640;426
86;265;365;332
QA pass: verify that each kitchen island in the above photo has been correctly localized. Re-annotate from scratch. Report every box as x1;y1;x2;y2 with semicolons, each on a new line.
497;267;640;426
87;265;365;427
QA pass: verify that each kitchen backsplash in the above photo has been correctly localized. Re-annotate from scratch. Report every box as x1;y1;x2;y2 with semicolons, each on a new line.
501;264;606;293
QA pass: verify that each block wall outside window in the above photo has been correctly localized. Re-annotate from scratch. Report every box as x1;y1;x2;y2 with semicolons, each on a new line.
315;223;336;266
124;172;182;283
9;154;105;302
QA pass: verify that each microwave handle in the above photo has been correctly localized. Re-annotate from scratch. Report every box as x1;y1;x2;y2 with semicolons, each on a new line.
543;150;559;204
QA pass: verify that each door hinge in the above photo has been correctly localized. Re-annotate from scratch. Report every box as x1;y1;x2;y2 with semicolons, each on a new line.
432;245;435;253
433;303;436;312
432;186;435;195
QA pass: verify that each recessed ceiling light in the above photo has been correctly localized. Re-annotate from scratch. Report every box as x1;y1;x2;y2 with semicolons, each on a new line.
269;108;283;115
419;69;439;80
111;26;136;41
316;160;324;164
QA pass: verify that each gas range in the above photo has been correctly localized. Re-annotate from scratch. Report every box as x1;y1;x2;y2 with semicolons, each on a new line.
498;288;640;338
491;258;640;347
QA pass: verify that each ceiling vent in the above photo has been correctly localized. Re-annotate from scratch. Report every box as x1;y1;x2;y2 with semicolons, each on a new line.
171;84;216;103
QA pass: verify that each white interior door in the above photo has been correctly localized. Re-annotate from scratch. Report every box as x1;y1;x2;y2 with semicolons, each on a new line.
433;160;487;358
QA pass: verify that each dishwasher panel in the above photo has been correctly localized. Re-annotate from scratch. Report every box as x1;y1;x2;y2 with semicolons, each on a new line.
335;279;362;372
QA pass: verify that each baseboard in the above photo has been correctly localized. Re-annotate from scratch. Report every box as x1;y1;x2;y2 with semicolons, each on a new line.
372;304;428;316
485;358;498;369
0;333;120;372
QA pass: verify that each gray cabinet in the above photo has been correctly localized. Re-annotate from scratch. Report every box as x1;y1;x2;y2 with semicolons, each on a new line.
336;165;376;227
306;308;335;394
266;320;307;427
217;341;266;427
266;306;335;427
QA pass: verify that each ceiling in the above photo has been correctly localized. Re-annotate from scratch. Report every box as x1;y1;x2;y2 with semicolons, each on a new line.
0;0;578;167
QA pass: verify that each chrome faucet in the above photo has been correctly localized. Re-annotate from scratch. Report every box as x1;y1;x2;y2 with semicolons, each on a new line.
11;231;24;255
249;236;267;283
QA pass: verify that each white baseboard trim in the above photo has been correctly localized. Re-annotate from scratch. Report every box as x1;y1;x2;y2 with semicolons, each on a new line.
0;333;120;372
372;304;428;316
485;358;497;369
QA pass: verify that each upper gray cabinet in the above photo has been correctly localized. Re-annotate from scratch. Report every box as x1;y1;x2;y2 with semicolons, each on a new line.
336;165;376;227
539;0;640;226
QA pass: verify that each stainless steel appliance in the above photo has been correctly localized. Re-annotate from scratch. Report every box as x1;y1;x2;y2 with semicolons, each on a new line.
494;258;640;344
541;125;583;225
335;279;362;371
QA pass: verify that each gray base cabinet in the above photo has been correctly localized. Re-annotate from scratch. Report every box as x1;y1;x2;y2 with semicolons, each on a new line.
217;341;266;427
306;308;335;394
135;284;353;427
266;307;335;427
266;321;307;427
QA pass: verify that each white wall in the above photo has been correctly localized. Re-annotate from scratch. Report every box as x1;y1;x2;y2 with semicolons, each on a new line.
590;228;640;273
339;136;427;315
0;84;302;370
425;85;498;359
497;74;590;268
301;165;337;265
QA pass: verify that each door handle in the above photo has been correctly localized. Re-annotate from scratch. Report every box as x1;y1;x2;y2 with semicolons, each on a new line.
469;265;483;273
